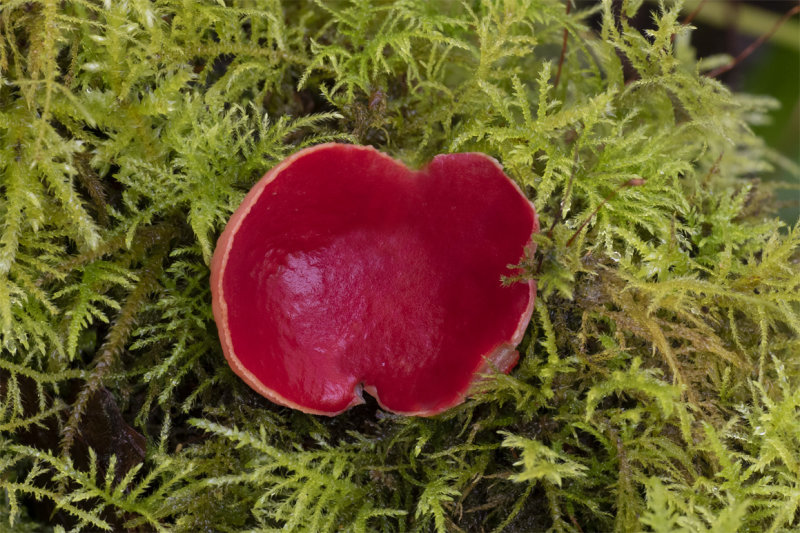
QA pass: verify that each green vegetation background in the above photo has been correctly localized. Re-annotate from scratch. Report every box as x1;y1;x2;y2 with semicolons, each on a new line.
0;0;798;531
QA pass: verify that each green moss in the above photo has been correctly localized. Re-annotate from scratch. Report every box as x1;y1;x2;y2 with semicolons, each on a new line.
0;0;798;531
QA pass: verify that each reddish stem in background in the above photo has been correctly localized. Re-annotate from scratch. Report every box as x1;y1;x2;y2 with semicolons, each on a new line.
553;0;572;90
707;4;800;78
702;152;725;188
569;514;585;533
565;178;645;248
671;0;708;43
683;0;709;26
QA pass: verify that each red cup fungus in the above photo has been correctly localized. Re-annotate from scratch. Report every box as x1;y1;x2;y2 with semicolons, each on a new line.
210;143;539;416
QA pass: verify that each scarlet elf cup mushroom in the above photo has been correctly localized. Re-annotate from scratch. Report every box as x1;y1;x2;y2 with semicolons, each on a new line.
210;143;539;416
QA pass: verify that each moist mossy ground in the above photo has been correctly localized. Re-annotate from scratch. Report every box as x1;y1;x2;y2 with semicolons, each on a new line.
0;1;798;531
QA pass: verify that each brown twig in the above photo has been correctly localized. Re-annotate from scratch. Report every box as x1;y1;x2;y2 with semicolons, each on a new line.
702;152;724;189
74;152;110;227
672;0;708;44
682;0;708;27
707;4;800;78
553;0;572;90
570;513;585;533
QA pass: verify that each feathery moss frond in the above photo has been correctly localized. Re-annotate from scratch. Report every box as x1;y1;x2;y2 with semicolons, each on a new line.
1;0;798;531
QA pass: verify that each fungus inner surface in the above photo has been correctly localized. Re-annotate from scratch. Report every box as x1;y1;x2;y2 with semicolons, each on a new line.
219;145;536;415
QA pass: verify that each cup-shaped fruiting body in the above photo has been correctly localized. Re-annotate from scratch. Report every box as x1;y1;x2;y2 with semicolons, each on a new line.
211;144;538;416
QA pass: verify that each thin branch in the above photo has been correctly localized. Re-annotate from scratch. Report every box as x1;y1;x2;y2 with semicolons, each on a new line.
683;0;709;26
707;4;800;78
672;0;708;44
553;0;572;90
701;152;724;189
74;152;110;227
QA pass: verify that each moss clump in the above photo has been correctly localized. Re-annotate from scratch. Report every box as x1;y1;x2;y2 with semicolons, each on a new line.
0;0;798;531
